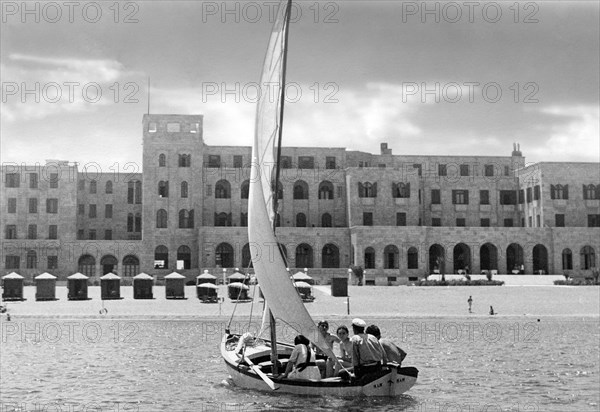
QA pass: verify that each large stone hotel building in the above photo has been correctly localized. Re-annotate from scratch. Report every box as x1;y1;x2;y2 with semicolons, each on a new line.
2;114;599;284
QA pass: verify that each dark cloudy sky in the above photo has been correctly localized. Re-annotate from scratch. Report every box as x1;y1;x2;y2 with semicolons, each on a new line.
1;0;598;170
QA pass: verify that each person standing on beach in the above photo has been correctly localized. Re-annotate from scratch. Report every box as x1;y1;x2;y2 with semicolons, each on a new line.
468;296;473;313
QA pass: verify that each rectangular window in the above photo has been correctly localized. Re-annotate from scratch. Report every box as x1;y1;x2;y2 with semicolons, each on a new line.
456;218;466;227
484;164;494;176
47;256;58;270
105;230;112;240
504;165;510;176
363;212;373;226
29;198;38;213
480;190;489;205
481;218;490;227
88;229;96;240
298;156;315;169
105;204;113;219
526;187;532;203
233;155;243;168
555;214;565;227
460;164;469;176
281;156;292;169
29;173;38;188
206;184;212;197
78;180;85;190
89;204;97;218
396;212;406;226
431;189;441;204
413;164;422;176
504;218;514;227
135;214;141;232
5;256;20;269
8;198;16;213
326;156;336;169
5;225;17;239
337;186;343;198
431;218;441;227
500;190;517;205
378;163;386;169
536;215;541;227
90;181;97;194
77;229;84;240
528;216;532;227
519;189;525;204
534;185;540;200
240;213;248;227
78;204;84;215
46;198;58;213
49;173;58;188
28;224;37;239
5;173;20;188
452;190;469;204
49;225;57;239
438;164;447;176
588;214;600;227
208;155;221;168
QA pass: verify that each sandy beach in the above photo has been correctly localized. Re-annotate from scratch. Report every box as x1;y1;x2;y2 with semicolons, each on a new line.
2;275;598;319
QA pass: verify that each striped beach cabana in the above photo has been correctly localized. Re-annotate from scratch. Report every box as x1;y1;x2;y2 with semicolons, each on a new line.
197;270;217;285
35;272;57;301
67;273;89;300
165;272;186;299
227;282;250;300
100;273;122;300
2;272;25;301
197;282;219;302
133;273;154;299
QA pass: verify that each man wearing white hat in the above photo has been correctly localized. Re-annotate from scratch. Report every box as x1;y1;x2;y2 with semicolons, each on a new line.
350;318;387;379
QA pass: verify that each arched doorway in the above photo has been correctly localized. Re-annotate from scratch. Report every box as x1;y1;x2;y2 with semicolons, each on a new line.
78;254;95;277
100;255;118;275
480;243;498;271
453;243;471;273
177;245;192;270
532;244;548;274
322;244;340;268
506;243;524;273
296;243;313;268
216;243;234;268
384;245;399;269
429;244;445;273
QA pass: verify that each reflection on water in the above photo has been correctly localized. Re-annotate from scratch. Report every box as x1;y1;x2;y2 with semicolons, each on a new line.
1;317;598;411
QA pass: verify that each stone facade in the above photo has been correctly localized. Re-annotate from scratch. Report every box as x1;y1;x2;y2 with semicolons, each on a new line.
1;115;598;284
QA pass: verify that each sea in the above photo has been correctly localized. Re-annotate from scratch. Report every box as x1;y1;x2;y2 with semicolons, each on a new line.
1;289;599;412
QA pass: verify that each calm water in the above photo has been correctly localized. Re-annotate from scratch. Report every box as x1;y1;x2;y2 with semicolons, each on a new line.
1;315;599;412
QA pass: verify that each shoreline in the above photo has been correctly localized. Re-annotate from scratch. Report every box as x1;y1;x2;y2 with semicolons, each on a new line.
2;284;598;319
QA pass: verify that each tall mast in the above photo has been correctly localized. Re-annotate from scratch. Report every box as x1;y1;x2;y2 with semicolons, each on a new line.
269;0;292;377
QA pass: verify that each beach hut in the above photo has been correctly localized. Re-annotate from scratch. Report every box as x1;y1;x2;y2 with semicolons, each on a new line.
35;272;57;301
331;277;348;297
197;270;217;285
67;273;89;300
197;283;219;302
228;282;250;300
133;273;154;299
100;273;122;300
165;272;186;299
291;271;314;285
294;281;314;302
2;272;24;301
227;271;247;285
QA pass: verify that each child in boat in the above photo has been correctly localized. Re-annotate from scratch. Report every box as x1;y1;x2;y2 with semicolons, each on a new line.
334;325;354;376
282;335;321;381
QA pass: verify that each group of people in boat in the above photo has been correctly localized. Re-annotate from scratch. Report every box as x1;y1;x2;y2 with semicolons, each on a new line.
282;318;406;381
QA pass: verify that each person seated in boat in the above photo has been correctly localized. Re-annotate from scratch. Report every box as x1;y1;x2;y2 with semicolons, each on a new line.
333;325;354;376
282;335;321;381
350;318;387;380
365;324;406;367
312;320;340;378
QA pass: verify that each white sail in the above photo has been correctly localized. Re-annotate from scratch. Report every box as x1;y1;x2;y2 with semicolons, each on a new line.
248;0;335;359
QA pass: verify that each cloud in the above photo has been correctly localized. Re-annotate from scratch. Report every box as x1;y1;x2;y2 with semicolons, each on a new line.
151;81;422;151
529;105;600;162
1;54;142;122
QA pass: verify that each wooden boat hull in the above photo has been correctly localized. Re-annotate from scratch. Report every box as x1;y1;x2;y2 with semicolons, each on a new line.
221;334;418;397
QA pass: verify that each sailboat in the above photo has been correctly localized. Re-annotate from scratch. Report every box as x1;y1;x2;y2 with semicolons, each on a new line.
220;0;418;396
